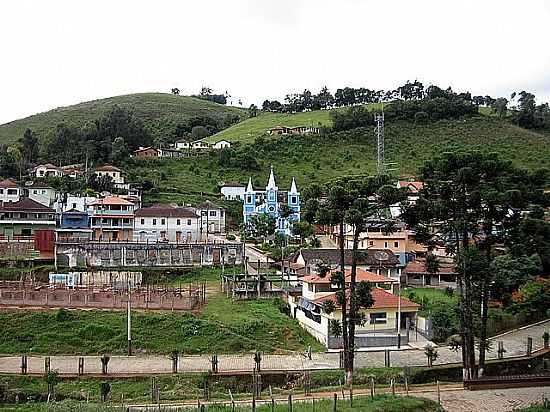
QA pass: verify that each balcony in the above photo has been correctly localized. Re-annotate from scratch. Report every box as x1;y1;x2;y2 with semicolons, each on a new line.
91;209;134;217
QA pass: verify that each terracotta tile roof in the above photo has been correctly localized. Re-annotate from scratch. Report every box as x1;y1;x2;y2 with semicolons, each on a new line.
403;259;457;275
95;165;121;172
0;198;54;212
222;181;245;187
312;288;420;310
135;204;198;218
36;163;63;171
398;181;424;193
196;200;222;209
0;179;19;188
133;147;158;153
302;268;396;284
293;248;399;267
89;196;134;206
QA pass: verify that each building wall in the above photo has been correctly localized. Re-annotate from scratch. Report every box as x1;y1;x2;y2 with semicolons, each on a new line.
95;170;124;184
0;187;22;203
133;216;200;242
28;188;57;207
198;209;226;234
221;186;245;200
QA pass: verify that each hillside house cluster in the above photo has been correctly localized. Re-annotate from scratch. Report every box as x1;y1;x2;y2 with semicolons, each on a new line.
133;139;231;159
268;126;321;135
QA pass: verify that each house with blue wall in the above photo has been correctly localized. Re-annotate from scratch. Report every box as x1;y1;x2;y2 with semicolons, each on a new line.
243;166;300;236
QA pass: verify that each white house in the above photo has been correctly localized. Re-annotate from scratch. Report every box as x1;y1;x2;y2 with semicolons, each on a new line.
196;201;226;236
174;140;190;150
220;181;246;200
94;165;125;185
191;140;210;151
133;204;200;243
25;182;57;208
55;194;98;213
0;179;22;203
212;140;231;150
289;268;420;349
33;164;65;178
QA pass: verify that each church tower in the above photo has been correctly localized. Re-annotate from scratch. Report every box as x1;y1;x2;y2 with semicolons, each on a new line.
265;165;278;218
243;177;256;225
287;177;300;220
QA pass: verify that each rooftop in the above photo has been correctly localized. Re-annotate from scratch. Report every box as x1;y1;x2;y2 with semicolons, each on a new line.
0;179;19;188
0;198;54;212
302;268;396;284
95;165;122;172
293;248;400;267
89;196;134;206
403;259;457;275
135;204;198;218
312;288;420;310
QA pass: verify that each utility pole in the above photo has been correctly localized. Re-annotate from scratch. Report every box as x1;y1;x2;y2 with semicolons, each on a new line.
127;277;132;356
375;111;385;176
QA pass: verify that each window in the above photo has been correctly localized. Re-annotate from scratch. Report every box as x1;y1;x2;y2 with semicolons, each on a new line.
141;219;145;225
161;218;165;225
153;219;157;225
291;196;297;204
246;195;252;204
220;210;224;217
0;189;3;194
187;219;192;225
394;241;399;248
384;241;388;248
7;189;17;195
72;203;77;209
33;190;38;194
370;312;387;325
209;211;216;217
177;219;181;225
369;241;374;246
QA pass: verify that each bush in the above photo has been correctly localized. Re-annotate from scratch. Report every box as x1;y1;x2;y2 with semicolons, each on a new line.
226;234;236;241
414;111;429;124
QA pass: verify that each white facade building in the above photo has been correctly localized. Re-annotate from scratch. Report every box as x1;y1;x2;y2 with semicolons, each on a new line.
212;140;231;149
94;165;125;185
25;182;57;208
196;201;226;235
0;179;22;203
220;182;246;200
33;164;65;178
134;204;200;243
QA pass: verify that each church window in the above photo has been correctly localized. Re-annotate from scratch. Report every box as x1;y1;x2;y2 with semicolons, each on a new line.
269;191;275;201
269;206;275;212
291;196;297;204
246;195;252;203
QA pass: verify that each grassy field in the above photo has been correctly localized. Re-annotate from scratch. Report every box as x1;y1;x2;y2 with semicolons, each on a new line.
130;116;550;207
0;265;322;355
0;93;245;144
205;103;383;144
0;395;443;412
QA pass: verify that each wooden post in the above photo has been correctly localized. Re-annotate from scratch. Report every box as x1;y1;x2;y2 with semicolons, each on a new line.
78;357;84;375
370;377;375;400
269;385;275;412
437;380;441;405
527;337;533;357
391;378;395;396
405;376;409;395
288;394;293;412
21;355;27;375
252;388;256;412
332;393;337;412
229;389;235;412
498;341;504;360
44;357;50;374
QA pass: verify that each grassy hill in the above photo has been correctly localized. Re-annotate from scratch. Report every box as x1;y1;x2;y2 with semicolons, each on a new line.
206;103;384;144
0;93;245;144
128;116;550;208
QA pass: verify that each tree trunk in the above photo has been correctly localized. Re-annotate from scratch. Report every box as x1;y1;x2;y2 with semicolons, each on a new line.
478;242;493;377
345;227;361;385
338;221;349;376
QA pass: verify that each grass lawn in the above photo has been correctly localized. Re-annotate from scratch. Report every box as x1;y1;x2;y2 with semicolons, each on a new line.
0;266;321;355
0;395;443;411
205;104;383;145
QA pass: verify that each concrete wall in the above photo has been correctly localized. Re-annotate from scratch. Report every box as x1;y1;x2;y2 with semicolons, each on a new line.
55;241;244;268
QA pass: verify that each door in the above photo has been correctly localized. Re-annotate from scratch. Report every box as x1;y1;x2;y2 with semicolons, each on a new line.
176;231;182;243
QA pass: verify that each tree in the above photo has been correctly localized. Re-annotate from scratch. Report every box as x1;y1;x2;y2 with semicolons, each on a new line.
304;175;403;384
6;145;23;182
491;98;508;118
247;214;276;241
292;221;314;244
111;136;129;164
402;151;548;378
45;370;60;401
19;128;39;166
191;125;210;140
248;104;258;118
171;88;180;95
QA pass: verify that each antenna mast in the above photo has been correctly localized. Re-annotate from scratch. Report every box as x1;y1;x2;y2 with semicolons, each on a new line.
375;106;385;175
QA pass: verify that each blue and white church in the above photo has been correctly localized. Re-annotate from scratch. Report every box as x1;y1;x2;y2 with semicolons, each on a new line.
243;166;300;236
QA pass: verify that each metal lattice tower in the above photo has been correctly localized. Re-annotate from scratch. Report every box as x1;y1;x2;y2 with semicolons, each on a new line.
375;112;385;175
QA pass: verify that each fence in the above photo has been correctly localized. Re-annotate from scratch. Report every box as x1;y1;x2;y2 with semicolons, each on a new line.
0;281;206;311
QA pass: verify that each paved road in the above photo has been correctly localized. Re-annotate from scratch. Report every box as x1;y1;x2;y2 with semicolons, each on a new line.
1;319;547;376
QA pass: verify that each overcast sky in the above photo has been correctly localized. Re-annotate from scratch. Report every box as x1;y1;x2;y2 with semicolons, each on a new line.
1;0;550;125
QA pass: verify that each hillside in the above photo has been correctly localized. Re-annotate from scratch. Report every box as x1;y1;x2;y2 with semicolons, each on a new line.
0;93;245;144
127;116;550;208
206;103;384;144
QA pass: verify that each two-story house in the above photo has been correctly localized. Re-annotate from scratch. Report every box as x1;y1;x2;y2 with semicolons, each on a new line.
0;179;23;204
196;201;226;236
33;164;65;178
289;268;419;349
0;198;56;239
134;204;200;243
89;196;135;241
56;209;92;242
25;182;57;208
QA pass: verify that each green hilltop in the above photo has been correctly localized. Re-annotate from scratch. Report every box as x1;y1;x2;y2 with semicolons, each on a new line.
0;93;245;144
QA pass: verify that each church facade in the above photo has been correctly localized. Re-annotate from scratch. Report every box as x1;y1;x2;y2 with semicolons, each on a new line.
243;167;300;236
